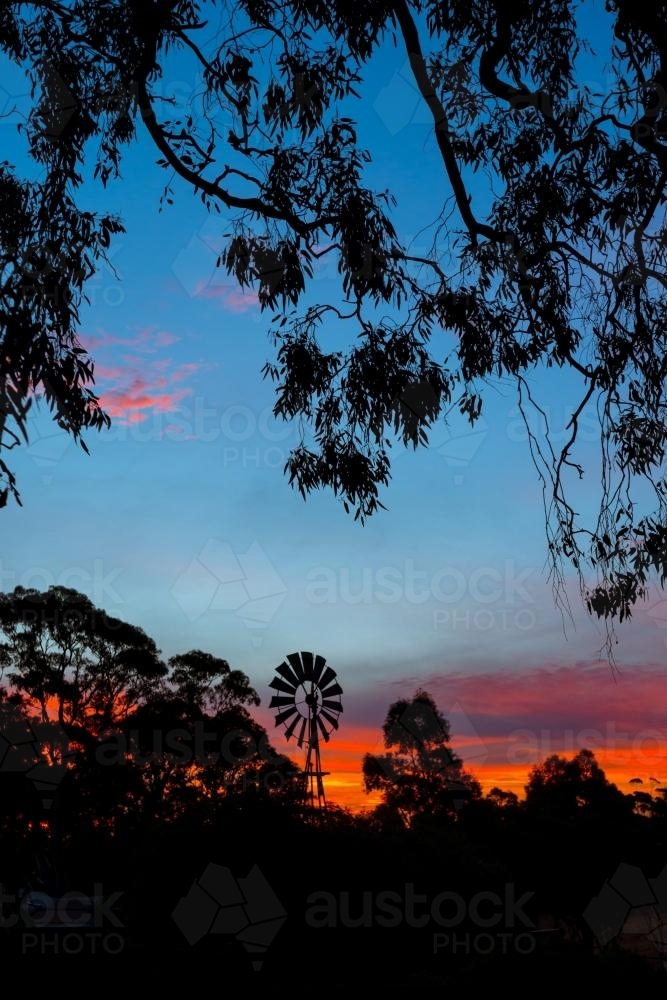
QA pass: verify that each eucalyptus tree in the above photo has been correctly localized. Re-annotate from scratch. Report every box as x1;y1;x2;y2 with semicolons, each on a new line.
2;1;667;638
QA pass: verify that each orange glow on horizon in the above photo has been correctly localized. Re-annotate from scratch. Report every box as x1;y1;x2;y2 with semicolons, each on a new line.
20;659;667;816
286;732;667;814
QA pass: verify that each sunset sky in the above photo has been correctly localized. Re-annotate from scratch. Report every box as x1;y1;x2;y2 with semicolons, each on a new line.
2;1;667;813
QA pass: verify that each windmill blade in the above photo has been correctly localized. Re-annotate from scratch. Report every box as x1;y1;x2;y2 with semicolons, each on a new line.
269;676;297;696
319;708;340;730
284;714;301;741
317;665;336;691
269;695;298;709
317;716;331;742
275;706;298;726
301;651;315;681
286;652;307;683
313;655;327;684
321;699;343;713
296;717;308;747
276;660;301;688
320;682;343;699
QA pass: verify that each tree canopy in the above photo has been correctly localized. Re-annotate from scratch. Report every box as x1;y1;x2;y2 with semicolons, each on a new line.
524;747;631;821
3;2;667;636
0;584;260;730
0;583;301;823
0;584;166;728
362;688;481;826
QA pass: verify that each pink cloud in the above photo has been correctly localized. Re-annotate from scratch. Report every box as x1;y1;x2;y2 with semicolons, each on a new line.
78;327;211;427
100;384;193;421
355;662;667;778
122;410;151;425
289;662;667;807
194;280;259;312
154;330;180;347
163;423;197;439
92;364;128;381
83;326;180;354
168;362;204;383
222;287;260;312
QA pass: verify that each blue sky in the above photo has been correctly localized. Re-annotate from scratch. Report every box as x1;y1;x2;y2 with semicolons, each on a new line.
2;2;667;806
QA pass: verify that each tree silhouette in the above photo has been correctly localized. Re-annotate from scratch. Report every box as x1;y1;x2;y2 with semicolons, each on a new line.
167;649;260;715
487;786;520;811
0;589;309;852
362;688;480;827
524;748;632;821
0;585;166;731
4;3;667;632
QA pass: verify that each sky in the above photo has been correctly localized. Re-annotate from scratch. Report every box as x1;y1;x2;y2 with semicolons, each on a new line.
2;2;667;812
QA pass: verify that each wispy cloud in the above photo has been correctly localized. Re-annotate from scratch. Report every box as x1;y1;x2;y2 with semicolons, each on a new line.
347;661;667;779
85;325;180;353
97;377;193;422
194;280;259;313
81;326;211;427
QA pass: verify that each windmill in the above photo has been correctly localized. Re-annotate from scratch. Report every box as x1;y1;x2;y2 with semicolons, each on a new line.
269;651;343;811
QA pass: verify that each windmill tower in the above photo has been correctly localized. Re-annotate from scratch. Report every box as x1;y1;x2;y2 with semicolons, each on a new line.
269;651;343;811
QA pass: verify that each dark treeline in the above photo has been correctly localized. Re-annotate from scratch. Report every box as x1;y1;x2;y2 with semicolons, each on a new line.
0;586;664;985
